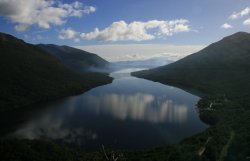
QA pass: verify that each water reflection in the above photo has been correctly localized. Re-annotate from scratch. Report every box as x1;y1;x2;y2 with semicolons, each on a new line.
12;111;98;146
1;68;208;149
85;93;188;123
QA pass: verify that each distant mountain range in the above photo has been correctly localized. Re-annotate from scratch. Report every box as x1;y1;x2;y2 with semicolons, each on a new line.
132;32;250;99
113;57;171;69
0;32;112;111
38;44;109;73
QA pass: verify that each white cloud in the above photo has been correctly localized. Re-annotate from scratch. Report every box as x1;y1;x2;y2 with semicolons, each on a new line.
243;18;250;25
83;6;96;14
73;38;80;42
80;19;191;42
221;23;233;29
0;0;96;31
229;6;250;20
58;28;78;40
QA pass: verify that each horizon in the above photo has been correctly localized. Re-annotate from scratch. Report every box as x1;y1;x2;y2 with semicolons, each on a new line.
75;44;205;62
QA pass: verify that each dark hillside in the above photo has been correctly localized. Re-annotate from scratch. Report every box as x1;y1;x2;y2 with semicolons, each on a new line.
0;33;112;111
132;32;250;160
38;44;109;73
132;32;250;100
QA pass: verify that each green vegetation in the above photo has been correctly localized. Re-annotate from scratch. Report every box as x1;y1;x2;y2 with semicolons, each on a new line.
0;32;113;111
132;32;250;160
1;32;250;161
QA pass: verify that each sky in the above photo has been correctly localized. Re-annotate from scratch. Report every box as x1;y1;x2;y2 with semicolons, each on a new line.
76;44;205;61
0;0;250;61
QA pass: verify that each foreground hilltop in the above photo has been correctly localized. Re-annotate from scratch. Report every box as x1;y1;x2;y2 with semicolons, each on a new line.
0;32;112;111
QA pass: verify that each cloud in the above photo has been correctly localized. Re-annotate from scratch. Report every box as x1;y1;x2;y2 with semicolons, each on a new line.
58;28;78;40
0;0;96;31
221;23;233;29
73;38;80;42
83;6;96;14
80;19;191;42
243;18;250;25
229;6;250;20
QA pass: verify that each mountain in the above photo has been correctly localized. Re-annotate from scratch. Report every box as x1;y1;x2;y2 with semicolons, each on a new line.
0;32;112;111
132;32;250;161
132;32;250;98
113;57;171;69
38;44;109;73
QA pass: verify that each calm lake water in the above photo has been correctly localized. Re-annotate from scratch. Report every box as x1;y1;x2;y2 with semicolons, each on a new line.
0;67;207;150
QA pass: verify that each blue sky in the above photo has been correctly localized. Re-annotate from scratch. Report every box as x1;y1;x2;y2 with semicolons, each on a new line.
0;0;250;46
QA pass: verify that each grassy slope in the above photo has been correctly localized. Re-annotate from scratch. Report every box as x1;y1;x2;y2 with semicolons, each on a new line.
0;33;113;111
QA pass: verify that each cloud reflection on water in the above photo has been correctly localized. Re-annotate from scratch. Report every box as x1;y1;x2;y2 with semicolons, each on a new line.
85;93;188;123
9;90;189;145
2;66;207;149
12;113;98;145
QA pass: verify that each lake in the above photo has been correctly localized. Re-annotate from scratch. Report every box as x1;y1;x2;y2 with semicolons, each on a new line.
0;67;208;150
